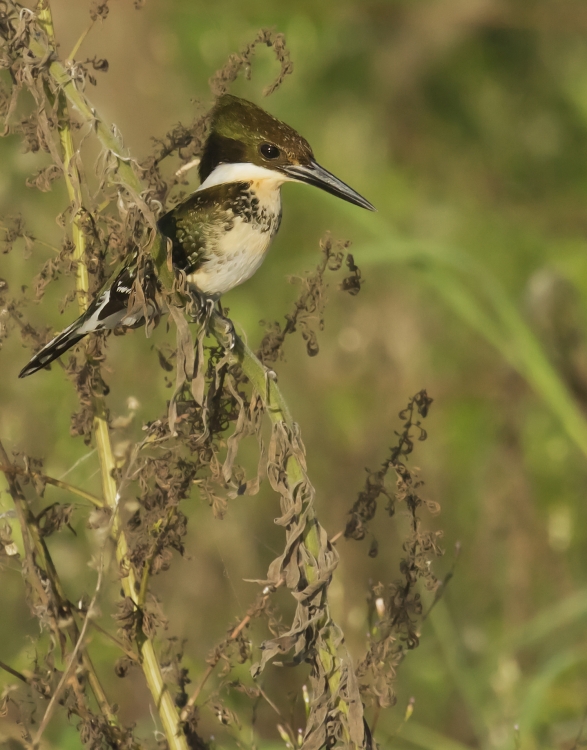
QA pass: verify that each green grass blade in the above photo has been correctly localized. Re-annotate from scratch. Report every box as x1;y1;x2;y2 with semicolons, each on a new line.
347;208;587;458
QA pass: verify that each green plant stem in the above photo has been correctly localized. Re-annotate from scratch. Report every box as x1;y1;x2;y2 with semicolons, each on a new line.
35;5;188;749
0;464;103;507
137;506;175;608
94;414;187;747
213;320;354;740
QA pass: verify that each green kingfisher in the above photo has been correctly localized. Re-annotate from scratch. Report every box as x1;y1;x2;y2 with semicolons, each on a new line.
19;94;375;378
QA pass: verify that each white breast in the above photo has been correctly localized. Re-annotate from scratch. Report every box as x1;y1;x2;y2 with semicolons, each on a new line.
187;217;273;296
184;163;292;298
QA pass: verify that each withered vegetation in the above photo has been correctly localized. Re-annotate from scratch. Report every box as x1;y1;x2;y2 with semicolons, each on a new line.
345;391;444;711
0;3;444;749
258;233;361;364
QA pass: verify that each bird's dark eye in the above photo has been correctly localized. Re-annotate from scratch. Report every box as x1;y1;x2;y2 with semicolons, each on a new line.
260;143;280;160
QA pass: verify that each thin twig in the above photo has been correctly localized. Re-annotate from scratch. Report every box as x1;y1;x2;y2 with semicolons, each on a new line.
0;660;31;685
180;579;285;720
0;464;103;507
68;602;140;662
174;157;201;178
137;506;176;608
66;19;95;63
421;541;461;623
569;706;587;750
329;530;344;545
257;684;285;720
32;547;106;747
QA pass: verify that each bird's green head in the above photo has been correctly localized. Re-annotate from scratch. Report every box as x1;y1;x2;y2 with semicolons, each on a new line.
199;94;313;179
199;95;375;211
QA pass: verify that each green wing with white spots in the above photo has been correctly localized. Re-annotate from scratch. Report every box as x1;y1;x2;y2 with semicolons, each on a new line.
157;182;252;276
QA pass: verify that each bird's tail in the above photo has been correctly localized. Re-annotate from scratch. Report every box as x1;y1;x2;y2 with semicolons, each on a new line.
18;319;87;378
18;255;155;378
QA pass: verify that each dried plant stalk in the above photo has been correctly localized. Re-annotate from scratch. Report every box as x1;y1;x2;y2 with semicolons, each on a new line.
211;318;367;749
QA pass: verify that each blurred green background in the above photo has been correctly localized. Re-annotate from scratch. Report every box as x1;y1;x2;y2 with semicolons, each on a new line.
3;1;587;748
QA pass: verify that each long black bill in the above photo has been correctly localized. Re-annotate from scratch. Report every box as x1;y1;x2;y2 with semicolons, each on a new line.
282;161;376;211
